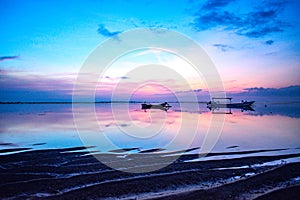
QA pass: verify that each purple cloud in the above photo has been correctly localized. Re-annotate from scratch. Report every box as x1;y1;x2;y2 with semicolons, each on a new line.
0;70;74;102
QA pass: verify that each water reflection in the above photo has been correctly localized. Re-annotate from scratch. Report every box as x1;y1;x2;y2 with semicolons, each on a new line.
208;106;255;114
0;102;299;154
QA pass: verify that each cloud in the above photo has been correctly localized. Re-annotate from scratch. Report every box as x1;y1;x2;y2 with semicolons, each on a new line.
213;43;233;52
0;70;74;102
202;0;236;10
243;85;300;96
244;87;265;91
176;88;202;94
0;55;19;61
104;76;129;80
192;0;288;38
193;11;241;31
265;40;274;45
138;20;178;30
97;24;121;37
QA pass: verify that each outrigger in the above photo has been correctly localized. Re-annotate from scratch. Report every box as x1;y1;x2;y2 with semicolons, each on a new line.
141;102;172;112
207;98;255;113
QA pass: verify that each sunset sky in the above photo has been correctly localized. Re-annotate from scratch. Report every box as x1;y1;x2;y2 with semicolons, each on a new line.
1;0;300;101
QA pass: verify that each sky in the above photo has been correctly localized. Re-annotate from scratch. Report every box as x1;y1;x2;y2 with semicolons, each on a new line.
0;0;300;102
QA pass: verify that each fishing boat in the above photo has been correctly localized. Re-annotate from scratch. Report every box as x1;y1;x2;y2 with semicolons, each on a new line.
207;98;255;110
141;102;172;111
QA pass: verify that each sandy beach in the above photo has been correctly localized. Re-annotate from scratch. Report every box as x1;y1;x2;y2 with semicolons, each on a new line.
1;147;299;199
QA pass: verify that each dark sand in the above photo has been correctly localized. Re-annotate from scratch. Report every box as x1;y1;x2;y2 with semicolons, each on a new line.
0;147;299;199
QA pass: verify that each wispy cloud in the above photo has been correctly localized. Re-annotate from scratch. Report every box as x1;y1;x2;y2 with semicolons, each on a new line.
97;24;122;37
0;55;19;61
192;0;288;38
104;76;129;81
213;44;233;52
176;88;202;94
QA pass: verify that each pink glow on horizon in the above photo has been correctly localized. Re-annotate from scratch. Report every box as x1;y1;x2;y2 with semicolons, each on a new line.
1;68;299;102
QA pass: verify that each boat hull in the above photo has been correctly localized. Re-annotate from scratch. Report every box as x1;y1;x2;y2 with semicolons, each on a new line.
141;104;152;109
207;101;255;109
141;103;172;111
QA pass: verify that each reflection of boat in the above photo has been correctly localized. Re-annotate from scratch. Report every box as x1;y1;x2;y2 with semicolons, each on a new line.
141;102;172;111
207;98;255;113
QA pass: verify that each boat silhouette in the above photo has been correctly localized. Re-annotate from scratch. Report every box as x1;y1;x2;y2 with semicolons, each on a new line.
141;102;172;112
207;98;255;113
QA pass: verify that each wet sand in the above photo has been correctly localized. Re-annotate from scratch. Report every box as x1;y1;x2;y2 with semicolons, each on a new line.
0;147;299;199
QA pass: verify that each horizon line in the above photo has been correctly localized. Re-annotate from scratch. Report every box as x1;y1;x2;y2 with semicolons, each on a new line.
0;101;209;104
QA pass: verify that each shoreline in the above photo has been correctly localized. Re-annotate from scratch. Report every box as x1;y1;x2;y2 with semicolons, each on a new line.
1;147;300;199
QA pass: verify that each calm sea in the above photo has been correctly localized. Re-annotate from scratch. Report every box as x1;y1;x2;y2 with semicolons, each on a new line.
1;102;299;157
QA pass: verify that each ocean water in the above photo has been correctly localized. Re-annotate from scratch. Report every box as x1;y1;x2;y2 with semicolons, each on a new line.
0;102;299;156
